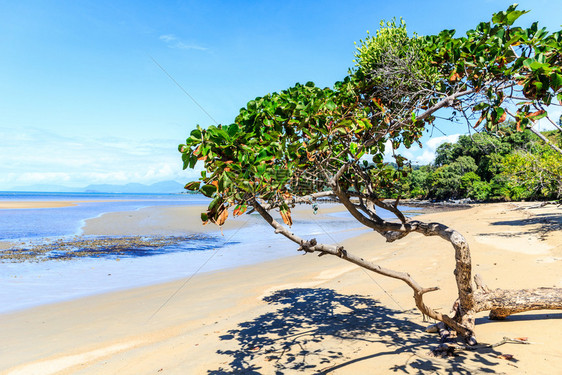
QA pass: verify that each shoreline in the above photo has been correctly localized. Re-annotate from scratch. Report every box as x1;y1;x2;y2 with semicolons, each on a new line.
0;199;143;210
0;202;368;315
0;202;560;373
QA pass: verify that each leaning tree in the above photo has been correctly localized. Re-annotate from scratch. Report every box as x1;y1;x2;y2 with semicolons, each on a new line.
179;5;562;345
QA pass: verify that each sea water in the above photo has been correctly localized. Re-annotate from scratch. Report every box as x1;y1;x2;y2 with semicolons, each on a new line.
0;192;416;313
0;192;209;240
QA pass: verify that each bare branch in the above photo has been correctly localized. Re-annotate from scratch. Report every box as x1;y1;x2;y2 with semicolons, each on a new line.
249;196;474;337
527;126;562;156
259;191;337;211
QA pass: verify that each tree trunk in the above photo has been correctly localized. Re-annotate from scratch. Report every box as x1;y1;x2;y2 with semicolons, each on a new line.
408;221;476;335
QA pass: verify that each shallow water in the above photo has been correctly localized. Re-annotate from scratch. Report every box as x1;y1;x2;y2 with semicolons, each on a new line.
0;193;205;240
0;193;416;313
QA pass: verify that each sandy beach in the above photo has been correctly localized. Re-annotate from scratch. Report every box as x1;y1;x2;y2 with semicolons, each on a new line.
0;200;130;210
0;202;561;374
0;201;78;209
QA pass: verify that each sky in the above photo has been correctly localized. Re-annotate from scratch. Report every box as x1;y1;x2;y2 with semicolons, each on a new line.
1;0;561;190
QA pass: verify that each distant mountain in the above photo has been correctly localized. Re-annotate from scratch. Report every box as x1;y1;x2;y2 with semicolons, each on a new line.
8;180;185;194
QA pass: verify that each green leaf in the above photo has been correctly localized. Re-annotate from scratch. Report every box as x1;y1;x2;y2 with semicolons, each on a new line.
200;184;217;198
184;181;201;191
213;127;230;141
372;154;383;165
473;103;489;111
325;100;336;111
208;196;222;212
227;123;240;137
550;72;562;91
239;180;253;192
201;212;208;222
527;110;547;121
529;61;550;72
492;5;529;26
190;128;202;139
188;154;198;169
522;58;534;68
506;10;528;26
219;172;232;190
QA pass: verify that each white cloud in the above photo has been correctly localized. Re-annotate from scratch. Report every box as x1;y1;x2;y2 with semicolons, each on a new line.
426;134;461;150
381;134;462;165
382;139;394;162
0;126;196;189
403;134;462;165
1;172;72;185
159;34;207;51
414;150;436;165
535;106;562;131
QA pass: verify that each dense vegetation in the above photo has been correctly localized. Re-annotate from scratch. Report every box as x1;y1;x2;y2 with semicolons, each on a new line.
396;124;562;201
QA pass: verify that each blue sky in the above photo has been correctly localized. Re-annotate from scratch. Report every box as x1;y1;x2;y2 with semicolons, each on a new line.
1;0;561;190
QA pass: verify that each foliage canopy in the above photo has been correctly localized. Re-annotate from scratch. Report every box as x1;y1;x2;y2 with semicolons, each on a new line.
180;5;562;227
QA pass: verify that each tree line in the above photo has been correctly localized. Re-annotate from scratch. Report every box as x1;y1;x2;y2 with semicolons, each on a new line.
390;123;562;201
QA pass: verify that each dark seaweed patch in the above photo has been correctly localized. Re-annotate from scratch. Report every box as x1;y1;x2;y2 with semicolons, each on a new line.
0;235;231;262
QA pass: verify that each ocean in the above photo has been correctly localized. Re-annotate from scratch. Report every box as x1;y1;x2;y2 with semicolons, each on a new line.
0;192;415;313
0;192;208;240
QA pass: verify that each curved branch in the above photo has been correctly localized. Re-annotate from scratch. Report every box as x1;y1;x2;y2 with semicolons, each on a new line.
372;198;407;224
409;220;474;315
364;88;476;148
249;196;474;337
333;181;476;334
258;191;337;211
527;126;562;156
331;181;387;229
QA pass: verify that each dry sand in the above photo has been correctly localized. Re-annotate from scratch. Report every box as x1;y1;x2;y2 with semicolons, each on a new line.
0;201;78;209
0;199;138;210
0;202;561;374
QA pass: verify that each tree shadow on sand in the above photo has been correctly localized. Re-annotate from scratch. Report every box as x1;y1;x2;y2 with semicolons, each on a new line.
488;213;562;239
208;288;508;374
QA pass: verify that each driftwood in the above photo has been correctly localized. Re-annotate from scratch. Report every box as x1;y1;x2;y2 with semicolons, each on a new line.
509;202;548;211
475;287;562;319
474;273;562;319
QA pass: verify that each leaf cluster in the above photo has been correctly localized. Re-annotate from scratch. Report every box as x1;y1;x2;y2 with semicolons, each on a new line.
422;4;562;131
180;5;562;225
